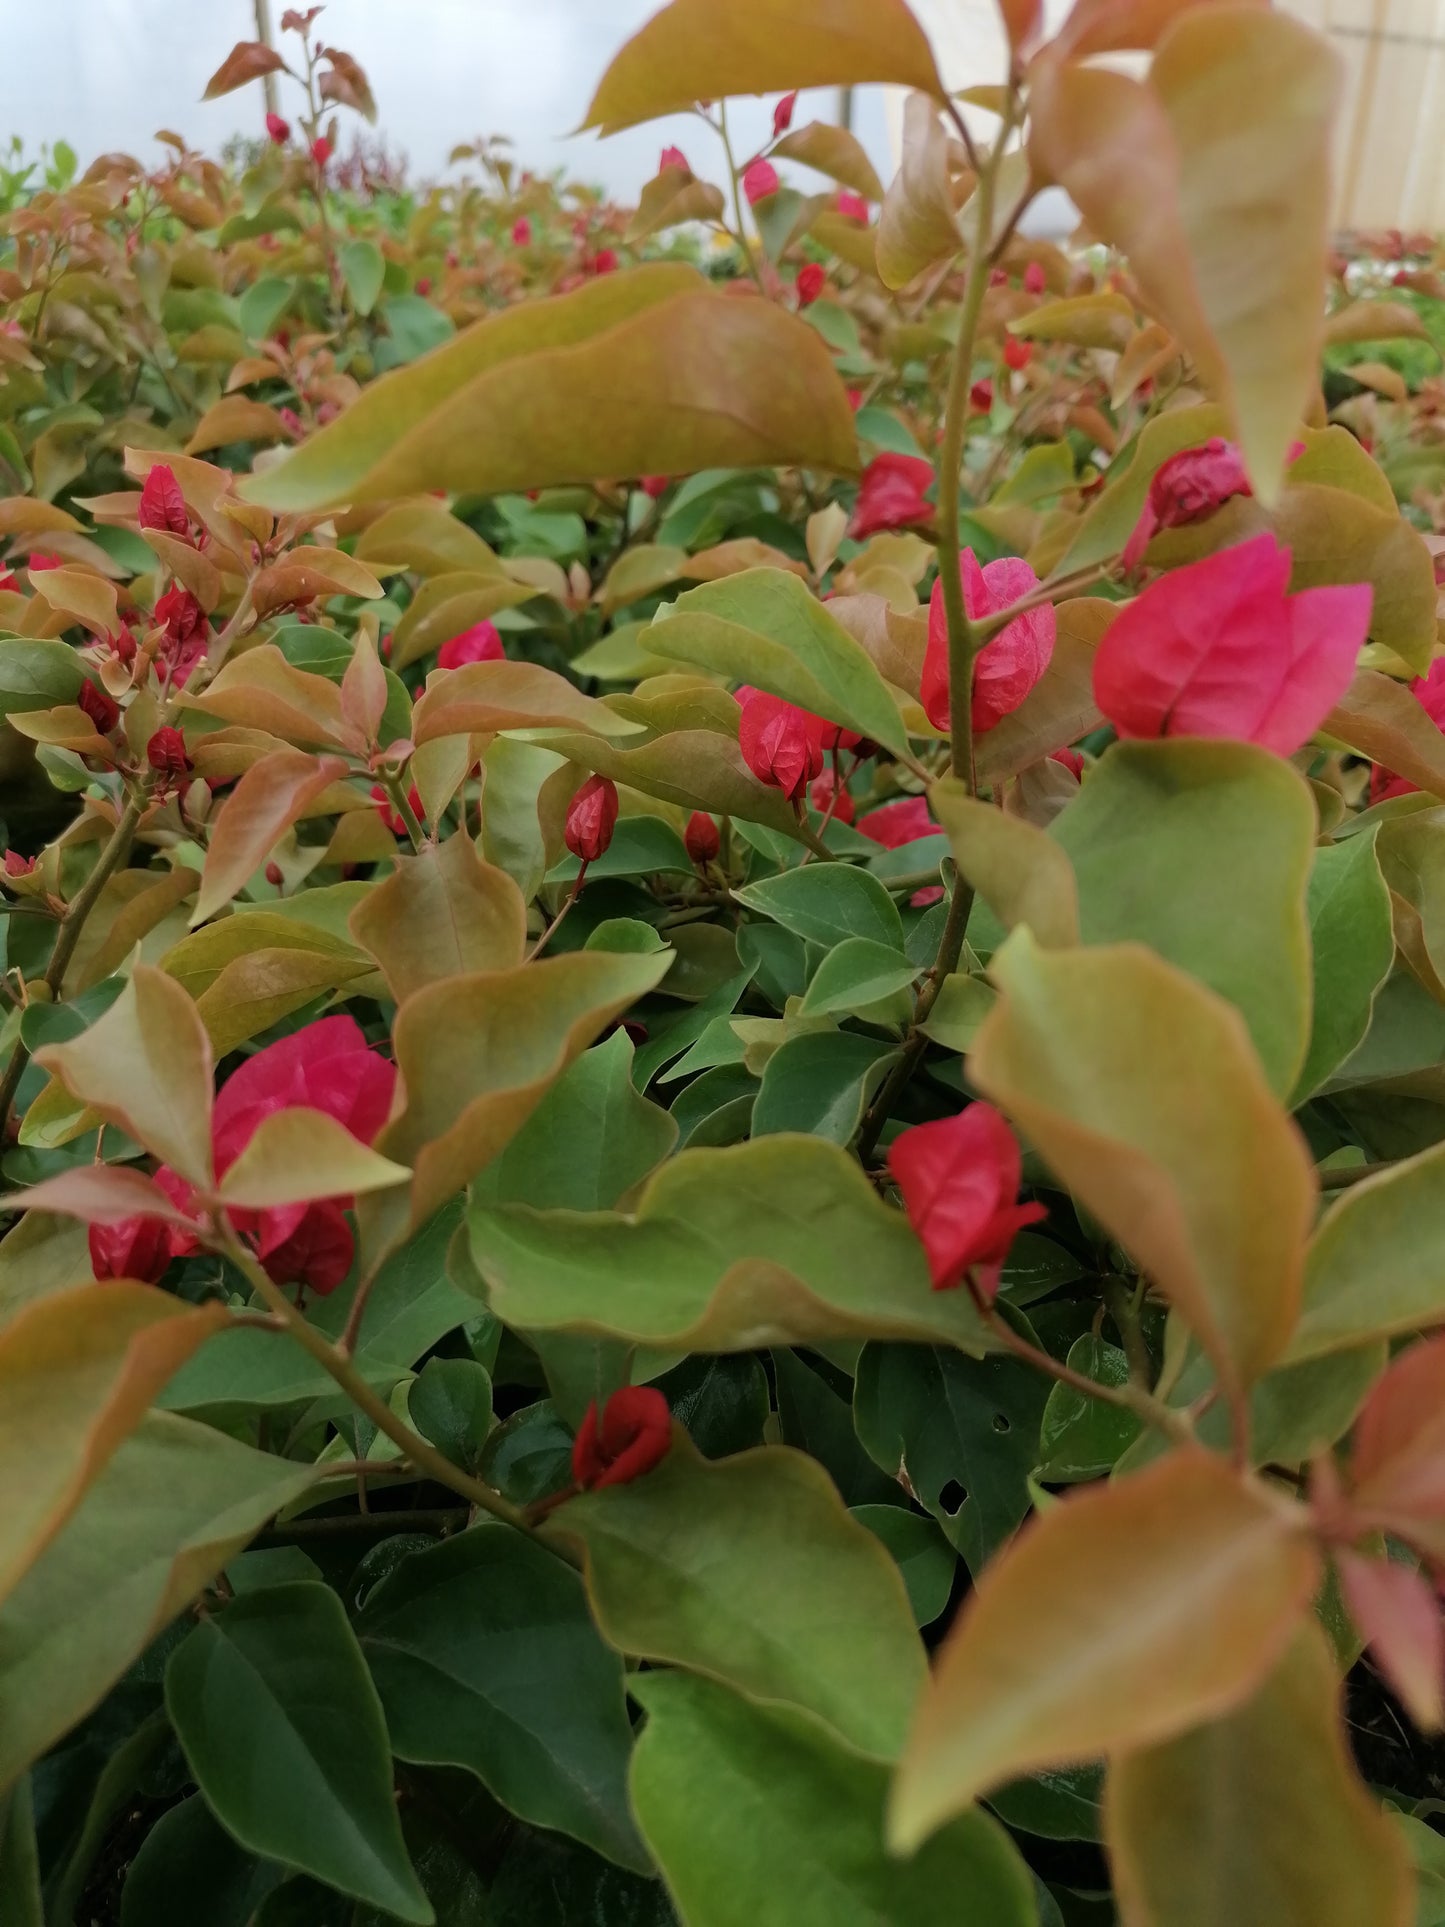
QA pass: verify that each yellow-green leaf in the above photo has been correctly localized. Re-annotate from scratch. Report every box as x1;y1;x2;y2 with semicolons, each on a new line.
972;933;1316;1393
348;837;527;1002
876;93;966;291
1289;1143;1445;1361
932;778;1079;948
888;1450;1319;1850
217;1108;410;1209
581;0;946;134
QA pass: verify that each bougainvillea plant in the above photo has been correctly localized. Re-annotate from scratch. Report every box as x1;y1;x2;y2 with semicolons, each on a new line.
3;0;1445;1919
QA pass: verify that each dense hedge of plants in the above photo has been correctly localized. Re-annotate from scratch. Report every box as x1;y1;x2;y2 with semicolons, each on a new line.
4;1;1445;1921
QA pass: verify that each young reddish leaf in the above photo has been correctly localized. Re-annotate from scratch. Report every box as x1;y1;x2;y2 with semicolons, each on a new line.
1290;1143;1445;1361
339;631;389;746
876;93;966;291
35;967;215;1190
771;122;884;202
348;837;527;1003
242;270;858;511
389;573;534;670
216;1108;410;1210
3;1165;199;1229
1346;1331;1445;1563
888;1449;1319;1850
351;499;506;579
184;397;290;458
202;40;287;98
581;0;946;134
930;778;1079;948
1336;1550;1444;1732
181;646;356;752
31;566;119;639
1324;667;1445;800
0;1283;228;1610
412;659;641;745
971;933;1315;1394
192;749;348;927
1105;1623;1414;1927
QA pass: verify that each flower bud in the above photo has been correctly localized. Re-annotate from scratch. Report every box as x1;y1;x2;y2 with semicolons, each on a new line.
572;1386;673;1491
684;811;720;867
564;775;619;864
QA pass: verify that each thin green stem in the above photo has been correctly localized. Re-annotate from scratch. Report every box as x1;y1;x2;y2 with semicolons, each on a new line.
1102;1274;1154;1391
856;880;974;1161
382;772;427;851
717;103;766;291
528;865;586;960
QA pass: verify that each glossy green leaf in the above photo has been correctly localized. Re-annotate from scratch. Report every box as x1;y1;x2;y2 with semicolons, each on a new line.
1052;739;1315;1096
650;570;909;755
554;1440;924;1758
1293;830;1394;1102
629;1671;1036;1927
165;1583;431;1922
357;1524;647;1869
581;0;947;133
471;1031;676;1212
0;1413;316;1788
854;1344;1050;1574
0;638;85;720
736;863;904;950
752;1030;898;1143
469;1136;989;1353
339;237;385;317
1106;1624;1413;1927
1037;1335;1143;1481
408;1358;493;1472
850;1505;955;1628
0;1780;41;1927
118;1793;287;1927
797;938;918;1020
243;267;857;510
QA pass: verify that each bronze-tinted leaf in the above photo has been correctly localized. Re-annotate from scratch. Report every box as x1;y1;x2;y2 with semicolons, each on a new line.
192;750;348;926
348;837;527;1001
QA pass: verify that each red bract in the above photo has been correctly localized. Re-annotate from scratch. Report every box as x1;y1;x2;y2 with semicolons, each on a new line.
1002;336;1032;372
923;552;1055;735
311;136;332;166
1092;533;1373;757
565;774;619;862
572;1386;673;1491
659;144;689;172
858;795;935;849
772;90;797;136
211;1015;396;1176
810;767;855;823
153;586;209;686
511;216;532;245
684;810;720;865
438;620;504;669
88;1214;172;1285
591;248;619;275
260;1199;354;1296
888;1101;1046;1298
266;112;290;143
796;262;825;308
1051;747;1086;780
836;191;869;222
970;379;994;414
370;784;423;837
2;850;35;878
743;158;779;205
738;690;823;801
146;726;192;780
848;453;934;540
1369;658;1445;802
1121;438;1254;574
27;552;60;572
78;681;120;735
137;462;191;541
1023;261;1046;294
640;474;669;498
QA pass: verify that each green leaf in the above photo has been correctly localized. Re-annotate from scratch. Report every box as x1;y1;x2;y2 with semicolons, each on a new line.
975;932;1316;1395
356;1524;646;1869
1289;1142;1445;1360
243;266;856;511
469;1136;989;1353
1293;830;1394;1102
752;1030;899;1144
118;1794;294;1927
408;1358;493;1473
650;570;909;756
851;1505;956;1628
239;276;292;343
986;1767;1104;1844
166;1583;431;1922
933;781;1079;951
471;1031;676;1212
629;1671;1037;1927
1036;1335;1142;1481
1105;1624;1412;1927
553;1440;924;1758
797;938;918;1019
0;638;85;720
375;294;456;369
535;727;806;844
0;1780;41;1927
1051;739;1315;1096
772;1348;898;1506
854;1344;1051;1573
340;238;385;317
0;1413;315;1788
581;0;947;132
736;863;904;950
550;815;693;882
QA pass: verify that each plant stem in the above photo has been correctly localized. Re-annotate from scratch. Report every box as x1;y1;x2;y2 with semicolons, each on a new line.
1102;1273;1154;1390
973;1286;1194;1447
968;562;1111;643
856;880;974;1161
217;1227;534;1534
0;789;147;1132
528;865;586;960
717;103;766;292
257;1508;471;1545
382;772;427;851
